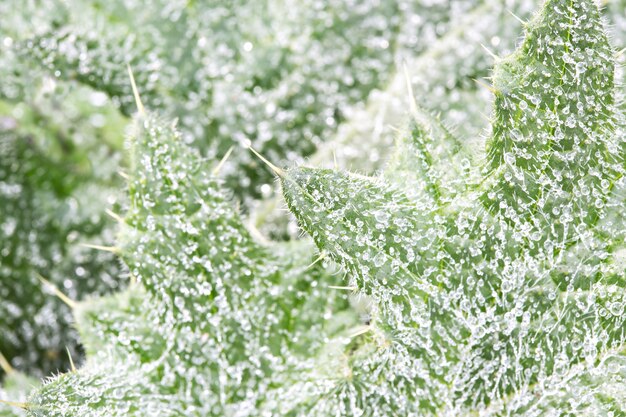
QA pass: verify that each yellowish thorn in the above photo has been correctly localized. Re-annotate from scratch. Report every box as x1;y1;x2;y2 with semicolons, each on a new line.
402;62;419;117
127;64;145;115
0;399;29;410
36;273;77;309
328;285;357;291
212;146;234;176
388;125;403;135
332;148;338;170
248;146;285;177
348;325;371;338
0;351;14;375
304;252;327;271
615;47;626;58
480;43;499;61
507;9;527;26
66;347;76;372
80;243;121;255
473;78;497;94
118;170;131;180
247;220;270;246
105;209;124;223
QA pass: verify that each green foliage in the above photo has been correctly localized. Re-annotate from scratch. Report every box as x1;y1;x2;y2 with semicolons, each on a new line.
0;0;488;377
2;0;626;415
279;0;626;414
0;84;125;376
0;370;37;417
23;112;353;416
6;0;479;200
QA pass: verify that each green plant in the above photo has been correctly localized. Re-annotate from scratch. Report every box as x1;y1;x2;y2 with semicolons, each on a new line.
0;84;125;377
0;0;482;378
0;361;37;417
10;0;478;201
3;0;626;415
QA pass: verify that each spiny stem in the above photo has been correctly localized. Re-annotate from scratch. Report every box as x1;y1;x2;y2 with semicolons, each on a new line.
36;273;77;309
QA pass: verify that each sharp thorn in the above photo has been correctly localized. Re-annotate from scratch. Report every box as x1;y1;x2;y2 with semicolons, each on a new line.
0;399;29;410
480;43;499;61
246;220;270;246
212;146;234;176
105;209;124;223
127;64;145;115
402;62;418;116
80;243;121;255
388;125;403;134
328;285;357;291
118;170;131;180
304;251;327;271
615;47;626;58
36;273;77;309
348;325;371;338
0;351;14;375
66;347;76;372
248;146;285;177
473;78;497;94
507;9;526;26
332;148;338;170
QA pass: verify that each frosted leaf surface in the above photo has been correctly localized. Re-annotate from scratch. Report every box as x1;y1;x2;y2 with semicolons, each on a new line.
0;372;37;417
280;0;626;414
7;0;626;415
7;0;488;201
0;83;125;377
27;113;354;416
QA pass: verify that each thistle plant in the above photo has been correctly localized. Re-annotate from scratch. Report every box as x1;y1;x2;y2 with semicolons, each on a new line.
2;0;626;416
0;0;480;377
0;84;125;377
7;0;492;201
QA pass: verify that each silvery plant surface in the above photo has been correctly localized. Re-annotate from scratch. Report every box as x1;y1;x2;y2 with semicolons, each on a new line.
0;0;625;416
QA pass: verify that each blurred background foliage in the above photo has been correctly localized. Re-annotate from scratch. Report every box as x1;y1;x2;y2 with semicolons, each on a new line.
0;0;625;390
